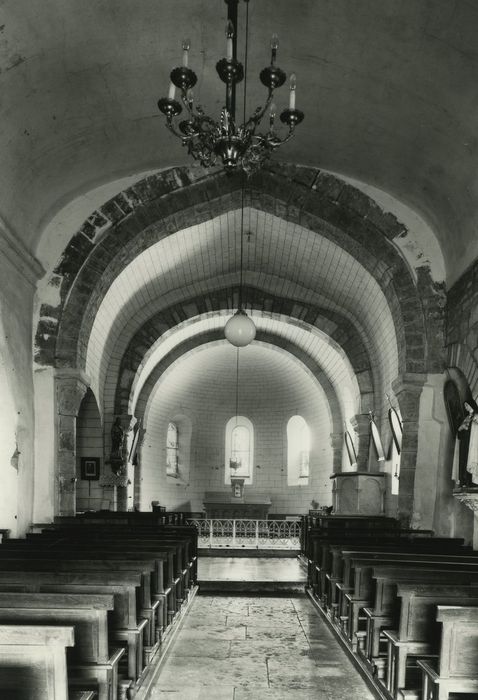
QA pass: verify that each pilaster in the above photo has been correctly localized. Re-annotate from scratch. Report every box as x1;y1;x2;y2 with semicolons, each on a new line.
391;372;427;526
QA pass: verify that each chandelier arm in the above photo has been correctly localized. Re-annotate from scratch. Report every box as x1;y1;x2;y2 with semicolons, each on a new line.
243;89;274;132
164;120;190;140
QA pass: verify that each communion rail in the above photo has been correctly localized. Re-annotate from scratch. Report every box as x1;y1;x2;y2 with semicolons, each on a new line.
186;518;301;550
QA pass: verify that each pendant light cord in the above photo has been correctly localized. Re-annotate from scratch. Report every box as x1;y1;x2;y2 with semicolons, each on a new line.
238;0;249;312
235;346;240;422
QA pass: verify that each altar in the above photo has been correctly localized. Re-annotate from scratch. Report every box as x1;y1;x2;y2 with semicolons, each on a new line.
203;491;272;519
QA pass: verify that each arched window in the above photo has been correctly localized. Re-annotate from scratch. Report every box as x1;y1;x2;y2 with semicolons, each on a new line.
166;422;179;477
225;416;253;484
287;415;310;486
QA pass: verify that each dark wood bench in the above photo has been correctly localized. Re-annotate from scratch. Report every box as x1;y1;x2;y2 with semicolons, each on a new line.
28;526;193;608
383;583;478;698
0;593;124;700
308;536;467;603
0;624;78;699
0;570;148;686
417;606;478;700
342;560;478;655
10;525;197;642
0;556;160;656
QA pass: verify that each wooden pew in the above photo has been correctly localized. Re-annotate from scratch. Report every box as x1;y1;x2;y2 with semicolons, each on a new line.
308;536;467;604
0;556;160;656
28;526;192;608
0;570;148;686
341;560;478;656
0;593;124;700
37;517;198;586
18;532;188;632
309;538;470;625
0;624;78;699
417;606;478;700
383;583;478;698
325;540;473;614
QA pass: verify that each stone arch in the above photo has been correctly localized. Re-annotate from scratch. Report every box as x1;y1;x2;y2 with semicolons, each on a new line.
34;164;440;379
134;331;344;472
112;290;372;415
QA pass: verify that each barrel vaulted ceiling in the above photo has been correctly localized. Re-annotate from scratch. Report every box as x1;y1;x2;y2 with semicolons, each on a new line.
1;1;478;283
85;208;398;412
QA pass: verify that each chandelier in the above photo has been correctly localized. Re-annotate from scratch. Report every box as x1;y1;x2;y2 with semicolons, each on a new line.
157;0;304;176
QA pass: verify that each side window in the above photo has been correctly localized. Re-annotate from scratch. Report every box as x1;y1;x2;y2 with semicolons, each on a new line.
166;422;179;477
287;415;310;485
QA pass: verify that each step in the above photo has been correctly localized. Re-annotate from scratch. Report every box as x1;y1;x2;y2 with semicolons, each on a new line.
198;579;305;594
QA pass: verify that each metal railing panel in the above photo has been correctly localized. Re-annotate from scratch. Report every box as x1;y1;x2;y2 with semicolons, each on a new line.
186;518;301;549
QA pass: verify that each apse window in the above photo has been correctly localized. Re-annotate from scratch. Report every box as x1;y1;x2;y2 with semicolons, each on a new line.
166;422;179;477
225;416;253;484
287;415;310;485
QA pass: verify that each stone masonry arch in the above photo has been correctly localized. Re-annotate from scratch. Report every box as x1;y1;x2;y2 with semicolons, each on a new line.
34;164;442;379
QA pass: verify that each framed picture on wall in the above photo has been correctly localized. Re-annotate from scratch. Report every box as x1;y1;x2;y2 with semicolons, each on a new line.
80;457;100;480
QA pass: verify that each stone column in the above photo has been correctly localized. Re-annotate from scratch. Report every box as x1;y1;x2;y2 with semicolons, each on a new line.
350;414;370;471
391;372;427;527
109;414;136;512
55;369;89;516
133;426;147;510
330;432;344;472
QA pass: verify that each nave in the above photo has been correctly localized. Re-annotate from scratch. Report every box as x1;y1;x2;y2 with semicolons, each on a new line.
148;556;373;700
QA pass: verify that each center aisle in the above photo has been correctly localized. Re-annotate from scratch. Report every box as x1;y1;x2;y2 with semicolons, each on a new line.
148;592;375;699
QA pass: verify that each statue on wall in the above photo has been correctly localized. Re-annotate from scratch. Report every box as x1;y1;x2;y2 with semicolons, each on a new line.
110;417;125;475
458;401;478;484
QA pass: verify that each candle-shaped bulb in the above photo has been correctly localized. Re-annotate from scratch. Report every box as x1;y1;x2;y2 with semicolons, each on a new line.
270;33;279;64
289;73;297;110
186;88;194;103
269;102;276;127
271;34;279;50
168;81;176;101
226;20;234;61
182;39;190;67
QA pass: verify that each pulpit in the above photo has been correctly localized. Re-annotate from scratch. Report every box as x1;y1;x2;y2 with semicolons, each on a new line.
330;472;386;515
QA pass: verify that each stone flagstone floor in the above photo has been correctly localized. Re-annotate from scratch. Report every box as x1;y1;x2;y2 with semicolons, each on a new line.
148;593;375;699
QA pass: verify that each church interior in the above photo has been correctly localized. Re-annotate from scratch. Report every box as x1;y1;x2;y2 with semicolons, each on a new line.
2;0;478;698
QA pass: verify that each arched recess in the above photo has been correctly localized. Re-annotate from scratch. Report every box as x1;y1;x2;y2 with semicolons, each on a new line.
76;388;103;512
138;341;335;514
